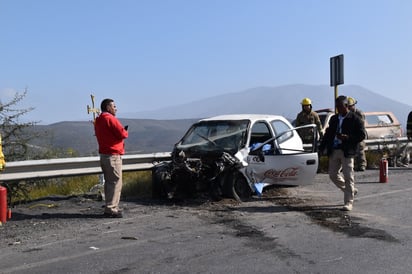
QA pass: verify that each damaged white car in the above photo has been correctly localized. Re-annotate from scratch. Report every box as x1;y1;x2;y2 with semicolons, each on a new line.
152;114;319;201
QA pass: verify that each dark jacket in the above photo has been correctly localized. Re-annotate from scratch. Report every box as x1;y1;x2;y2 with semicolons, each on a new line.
407;111;412;139
320;111;366;157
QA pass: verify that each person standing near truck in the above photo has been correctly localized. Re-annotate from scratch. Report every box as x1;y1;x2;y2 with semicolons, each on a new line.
407;111;412;140
320;95;366;211
295;98;323;145
94;98;128;218
348;97;367;171
0;134;5;171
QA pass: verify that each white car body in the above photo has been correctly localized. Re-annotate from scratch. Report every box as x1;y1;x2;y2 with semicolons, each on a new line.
153;114;319;201
201;114;318;188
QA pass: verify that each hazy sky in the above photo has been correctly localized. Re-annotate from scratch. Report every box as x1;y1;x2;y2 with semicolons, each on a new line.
1;0;411;124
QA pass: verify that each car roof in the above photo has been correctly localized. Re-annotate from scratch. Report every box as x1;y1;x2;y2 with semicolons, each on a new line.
200;114;288;123
314;108;334;113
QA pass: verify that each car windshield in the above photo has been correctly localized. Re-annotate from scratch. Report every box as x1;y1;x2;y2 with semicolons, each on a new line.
177;120;249;153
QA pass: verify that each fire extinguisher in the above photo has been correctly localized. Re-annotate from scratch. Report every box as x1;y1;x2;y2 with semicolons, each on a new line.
379;158;388;183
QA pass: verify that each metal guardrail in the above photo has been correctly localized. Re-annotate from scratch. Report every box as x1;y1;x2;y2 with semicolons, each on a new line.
0;152;171;181
364;137;411;150
0;137;410;182
304;136;411;159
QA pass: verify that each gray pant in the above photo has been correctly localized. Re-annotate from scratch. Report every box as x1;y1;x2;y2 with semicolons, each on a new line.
100;154;123;213
328;149;355;206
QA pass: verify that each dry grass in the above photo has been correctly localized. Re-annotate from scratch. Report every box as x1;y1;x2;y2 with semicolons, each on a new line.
6;171;153;204
122;170;152;199
366;151;385;168
318;155;329;173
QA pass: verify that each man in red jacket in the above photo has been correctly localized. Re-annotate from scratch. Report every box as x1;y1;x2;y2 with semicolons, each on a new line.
95;99;128;218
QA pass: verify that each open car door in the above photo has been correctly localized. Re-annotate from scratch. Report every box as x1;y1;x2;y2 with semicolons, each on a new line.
244;123;319;188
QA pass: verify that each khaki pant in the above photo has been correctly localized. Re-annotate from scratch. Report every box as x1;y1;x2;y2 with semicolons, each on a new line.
355;140;367;170
328;149;355;205
100;154;123;214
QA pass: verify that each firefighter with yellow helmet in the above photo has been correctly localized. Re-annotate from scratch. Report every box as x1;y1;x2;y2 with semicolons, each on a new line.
295;97;323;145
348;96;367;171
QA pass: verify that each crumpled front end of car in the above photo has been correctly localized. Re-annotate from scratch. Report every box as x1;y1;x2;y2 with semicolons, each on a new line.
152;146;249;200
152;118;255;200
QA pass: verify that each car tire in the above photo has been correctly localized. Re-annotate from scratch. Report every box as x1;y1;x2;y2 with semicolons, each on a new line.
225;171;252;202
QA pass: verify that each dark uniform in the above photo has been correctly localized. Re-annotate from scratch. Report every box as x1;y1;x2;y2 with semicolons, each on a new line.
352;107;367;171
296;110;323;144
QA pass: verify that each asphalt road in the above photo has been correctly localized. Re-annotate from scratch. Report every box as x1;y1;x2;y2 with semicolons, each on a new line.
1;168;412;274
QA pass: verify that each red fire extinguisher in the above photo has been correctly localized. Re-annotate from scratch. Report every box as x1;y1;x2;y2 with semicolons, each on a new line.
379;158;388;183
0;186;7;223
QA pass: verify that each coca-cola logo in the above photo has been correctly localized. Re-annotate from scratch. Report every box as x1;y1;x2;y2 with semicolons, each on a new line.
264;167;299;181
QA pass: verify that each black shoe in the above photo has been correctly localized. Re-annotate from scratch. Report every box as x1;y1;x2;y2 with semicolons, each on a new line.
103;211;123;218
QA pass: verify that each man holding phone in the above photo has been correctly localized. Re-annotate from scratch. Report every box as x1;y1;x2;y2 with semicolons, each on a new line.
319;96;366;211
95;98;129;218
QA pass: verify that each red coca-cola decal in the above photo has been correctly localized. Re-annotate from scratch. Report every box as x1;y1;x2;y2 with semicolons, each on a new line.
264;167;299;181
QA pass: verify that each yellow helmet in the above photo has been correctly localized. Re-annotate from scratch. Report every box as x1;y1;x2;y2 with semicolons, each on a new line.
301;98;312;105
347;96;357;106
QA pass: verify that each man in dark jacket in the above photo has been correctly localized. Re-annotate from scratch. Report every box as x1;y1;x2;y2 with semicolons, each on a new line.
320;95;366;211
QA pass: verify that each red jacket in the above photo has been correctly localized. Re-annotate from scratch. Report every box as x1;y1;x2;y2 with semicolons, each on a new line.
94;112;128;155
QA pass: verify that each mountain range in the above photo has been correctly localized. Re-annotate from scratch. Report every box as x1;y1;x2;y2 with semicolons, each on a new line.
28;84;412;156
124;84;411;126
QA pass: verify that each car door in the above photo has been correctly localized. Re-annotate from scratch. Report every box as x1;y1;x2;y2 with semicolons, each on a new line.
244;120;318;187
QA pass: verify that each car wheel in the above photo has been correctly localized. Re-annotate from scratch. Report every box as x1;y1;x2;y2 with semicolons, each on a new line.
227;172;252;202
